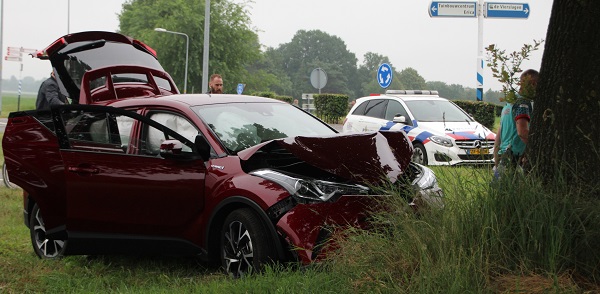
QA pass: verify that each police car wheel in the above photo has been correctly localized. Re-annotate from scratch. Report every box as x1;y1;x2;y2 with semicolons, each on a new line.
412;143;428;165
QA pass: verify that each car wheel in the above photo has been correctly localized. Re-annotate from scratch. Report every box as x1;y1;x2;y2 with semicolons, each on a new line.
412;142;428;165
221;208;275;278
30;203;67;259
2;162;17;189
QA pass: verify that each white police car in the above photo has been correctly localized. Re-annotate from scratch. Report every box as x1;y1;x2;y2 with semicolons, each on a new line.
342;90;496;166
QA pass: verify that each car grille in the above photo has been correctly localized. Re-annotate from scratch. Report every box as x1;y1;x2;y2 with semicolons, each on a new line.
455;139;494;161
455;139;494;149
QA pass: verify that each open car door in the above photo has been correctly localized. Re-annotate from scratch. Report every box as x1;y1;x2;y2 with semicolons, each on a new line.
50;104;207;241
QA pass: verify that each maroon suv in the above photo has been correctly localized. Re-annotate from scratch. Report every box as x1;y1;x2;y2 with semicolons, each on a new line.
2;32;442;277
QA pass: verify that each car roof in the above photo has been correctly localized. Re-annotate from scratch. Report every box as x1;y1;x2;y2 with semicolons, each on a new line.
105;94;287;108
356;94;448;103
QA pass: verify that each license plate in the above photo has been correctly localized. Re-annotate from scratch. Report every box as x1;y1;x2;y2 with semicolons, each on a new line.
469;148;488;155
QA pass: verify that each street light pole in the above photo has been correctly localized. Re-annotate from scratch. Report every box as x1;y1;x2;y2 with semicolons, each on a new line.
201;0;210;93
154;28;189;94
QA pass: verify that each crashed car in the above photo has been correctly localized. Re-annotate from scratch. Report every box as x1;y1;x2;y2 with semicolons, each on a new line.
2;32;443;277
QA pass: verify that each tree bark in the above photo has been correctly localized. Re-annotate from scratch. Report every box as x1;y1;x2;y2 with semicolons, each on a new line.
528;0;600;190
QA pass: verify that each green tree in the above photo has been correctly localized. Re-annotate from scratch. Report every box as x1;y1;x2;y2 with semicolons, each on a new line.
273;30;358;99
355;52;404;97
397;67;426;90
118;0;261;94
245;48;293;95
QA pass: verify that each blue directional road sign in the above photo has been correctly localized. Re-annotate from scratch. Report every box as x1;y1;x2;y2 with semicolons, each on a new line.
377;63;393;89
484;2;530;19
237;83;245;95
429;1;477;17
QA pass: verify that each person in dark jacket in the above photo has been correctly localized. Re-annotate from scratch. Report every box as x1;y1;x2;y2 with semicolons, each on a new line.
36;71;67;110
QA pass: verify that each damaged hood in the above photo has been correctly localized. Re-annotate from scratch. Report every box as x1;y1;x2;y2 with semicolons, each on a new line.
238;131;413;184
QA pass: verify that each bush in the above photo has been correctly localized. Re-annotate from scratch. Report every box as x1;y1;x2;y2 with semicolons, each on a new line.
274;95;293;104
454;100;497;130
313;94;348;124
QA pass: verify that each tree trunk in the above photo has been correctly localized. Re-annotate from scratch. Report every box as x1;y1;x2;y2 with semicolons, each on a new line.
528;0;600;190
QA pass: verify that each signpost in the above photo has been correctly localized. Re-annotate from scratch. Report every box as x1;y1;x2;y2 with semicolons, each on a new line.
429;1;530;101
310;68;327;94
429;1;477;17
484;2;530;18
377;63;393;89
4;46;37;111
236;83;245;95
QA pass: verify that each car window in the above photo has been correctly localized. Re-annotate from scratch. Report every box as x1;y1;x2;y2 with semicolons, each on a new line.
385;100;410;121
57;106;198;157
363;99;387;119
145;112;198;155
404;99;473;122
61;110;132;154
352;100;368;115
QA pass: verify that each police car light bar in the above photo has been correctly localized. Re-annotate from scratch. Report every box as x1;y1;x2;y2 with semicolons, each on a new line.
385;90;439;95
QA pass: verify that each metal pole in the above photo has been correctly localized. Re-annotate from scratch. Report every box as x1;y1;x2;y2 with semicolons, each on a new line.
476;0;484;101
201;0;210;93
154;28;189;94
68;0;70;34
17;62;22;111
183;34;188;93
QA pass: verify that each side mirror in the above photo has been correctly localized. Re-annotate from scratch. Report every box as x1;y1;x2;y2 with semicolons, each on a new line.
160;139;184;158
195;135;211;161
159;139;199;161
393;115;407;124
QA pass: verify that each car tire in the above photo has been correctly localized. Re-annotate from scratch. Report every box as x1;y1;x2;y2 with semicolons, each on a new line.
412;142;428;165
2;162;17;189
220;208;275;278
30;203;67;259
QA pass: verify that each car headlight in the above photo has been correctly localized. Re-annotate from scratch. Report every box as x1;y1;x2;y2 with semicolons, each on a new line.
250;169;369;202
429;135;453;147
411;163;444;208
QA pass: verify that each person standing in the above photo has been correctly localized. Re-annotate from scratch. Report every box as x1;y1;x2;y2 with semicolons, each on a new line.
207;74;224;94
36;71;67;110
493;69;539;175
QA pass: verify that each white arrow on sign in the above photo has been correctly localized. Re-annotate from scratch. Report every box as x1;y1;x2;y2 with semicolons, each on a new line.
430;1;477;17
5;56;23;62
6;47;37;54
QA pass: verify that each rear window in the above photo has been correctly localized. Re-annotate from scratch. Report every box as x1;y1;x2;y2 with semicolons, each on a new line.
59;41;165;92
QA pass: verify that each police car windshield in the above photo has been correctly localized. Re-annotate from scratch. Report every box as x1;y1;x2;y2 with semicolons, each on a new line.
405;100;473;122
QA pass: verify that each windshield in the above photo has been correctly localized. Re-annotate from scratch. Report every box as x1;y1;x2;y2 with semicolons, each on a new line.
193;102;336;153
404;99;473;122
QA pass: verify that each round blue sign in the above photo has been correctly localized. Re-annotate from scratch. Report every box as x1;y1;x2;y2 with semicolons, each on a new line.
377;63;393;89
237;83;245;95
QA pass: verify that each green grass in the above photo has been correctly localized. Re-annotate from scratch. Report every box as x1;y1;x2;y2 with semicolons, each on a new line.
1;94;36;118
1;162;599;292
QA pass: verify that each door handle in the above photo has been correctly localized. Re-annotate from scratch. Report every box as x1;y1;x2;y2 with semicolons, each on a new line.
68;166;100;174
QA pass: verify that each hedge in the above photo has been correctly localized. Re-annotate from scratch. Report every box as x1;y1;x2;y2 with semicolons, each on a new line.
453;100;497;130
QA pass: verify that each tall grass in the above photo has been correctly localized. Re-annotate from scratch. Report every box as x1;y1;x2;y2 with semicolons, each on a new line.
324;166;600;292
2;165;599;292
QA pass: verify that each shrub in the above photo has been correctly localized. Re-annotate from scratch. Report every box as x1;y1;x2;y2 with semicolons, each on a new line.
313;94;348;124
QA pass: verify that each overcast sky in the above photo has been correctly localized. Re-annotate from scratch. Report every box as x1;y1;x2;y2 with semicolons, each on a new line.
1;0;552;91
